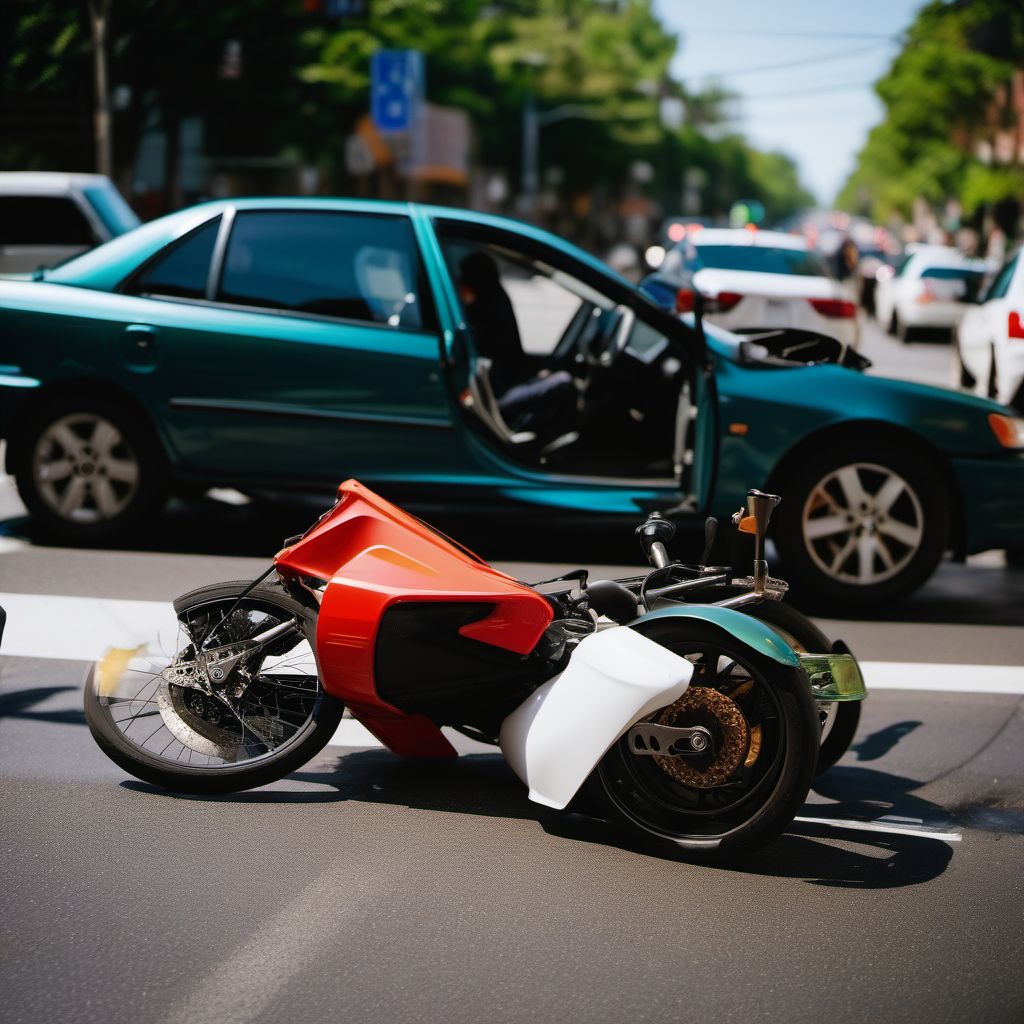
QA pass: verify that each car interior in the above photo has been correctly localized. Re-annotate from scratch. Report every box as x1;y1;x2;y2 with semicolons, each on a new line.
438;233;691;481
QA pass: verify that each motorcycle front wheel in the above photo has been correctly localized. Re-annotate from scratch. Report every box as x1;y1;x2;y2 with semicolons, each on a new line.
589;621;819;855
84;577;344;795
685;586;861;776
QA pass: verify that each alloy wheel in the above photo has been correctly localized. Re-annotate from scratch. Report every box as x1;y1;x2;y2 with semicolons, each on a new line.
801;462;924;587
31;413;140;523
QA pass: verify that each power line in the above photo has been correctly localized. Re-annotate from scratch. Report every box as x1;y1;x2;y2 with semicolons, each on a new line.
690;40;896;79
688;30;899;41
745;80;878;101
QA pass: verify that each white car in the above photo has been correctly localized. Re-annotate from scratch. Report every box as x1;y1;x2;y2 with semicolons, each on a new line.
650;228;860;348
0;172;140;275
955;250;1024;411
874;245;987;343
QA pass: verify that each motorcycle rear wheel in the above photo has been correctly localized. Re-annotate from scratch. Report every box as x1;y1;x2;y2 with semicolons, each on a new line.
590;622;818;855
84;577;344;795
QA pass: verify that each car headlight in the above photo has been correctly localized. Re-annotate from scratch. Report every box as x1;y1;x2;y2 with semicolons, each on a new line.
989;413;1024;449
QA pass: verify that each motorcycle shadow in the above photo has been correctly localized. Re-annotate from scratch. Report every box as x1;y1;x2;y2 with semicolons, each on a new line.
145;746;955;888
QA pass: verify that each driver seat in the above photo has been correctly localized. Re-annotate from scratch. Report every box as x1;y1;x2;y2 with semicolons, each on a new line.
467;359;580;456
467;358;537;445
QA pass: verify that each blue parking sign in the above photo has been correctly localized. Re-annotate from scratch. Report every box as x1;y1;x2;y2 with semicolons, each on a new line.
371;50;424;134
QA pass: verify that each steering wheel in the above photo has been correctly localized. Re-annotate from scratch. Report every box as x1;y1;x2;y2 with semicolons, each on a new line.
579;304;635;368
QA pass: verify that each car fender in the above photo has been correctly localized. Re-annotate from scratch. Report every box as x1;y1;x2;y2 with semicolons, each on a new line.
499;626;694;810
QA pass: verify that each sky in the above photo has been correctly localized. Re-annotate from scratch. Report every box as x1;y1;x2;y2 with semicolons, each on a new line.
653;0;926;204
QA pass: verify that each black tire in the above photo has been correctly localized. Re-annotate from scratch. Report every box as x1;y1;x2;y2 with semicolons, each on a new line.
772;442;949;611
683;586;861;775
887;310;898;336
10;393;168;544
895;314;912;344
955;332;976;389
588;621;819;856
84;577;344;795
987;345;999;400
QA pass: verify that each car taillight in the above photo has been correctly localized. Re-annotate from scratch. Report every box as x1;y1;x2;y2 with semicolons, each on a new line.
675;288;695;313
808;298;856;318
1009;311;1024;339
716;291;742;312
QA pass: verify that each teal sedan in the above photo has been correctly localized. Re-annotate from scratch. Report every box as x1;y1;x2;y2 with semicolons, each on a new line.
1;197;1022;608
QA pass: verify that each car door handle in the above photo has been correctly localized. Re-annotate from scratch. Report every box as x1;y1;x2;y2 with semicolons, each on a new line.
125;323;158;349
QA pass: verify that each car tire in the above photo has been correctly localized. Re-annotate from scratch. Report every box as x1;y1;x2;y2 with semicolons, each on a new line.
895;314;912;344
987;345;999;400
954;331;976;389
773;443;949;611
886;310;898;336
10;394;168;545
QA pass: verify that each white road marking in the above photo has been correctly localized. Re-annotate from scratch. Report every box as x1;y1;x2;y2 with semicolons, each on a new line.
1;590;1022;709
794;815;962;843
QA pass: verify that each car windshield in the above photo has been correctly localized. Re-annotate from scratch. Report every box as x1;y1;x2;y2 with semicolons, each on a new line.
83;184;141;236
692;244;830;277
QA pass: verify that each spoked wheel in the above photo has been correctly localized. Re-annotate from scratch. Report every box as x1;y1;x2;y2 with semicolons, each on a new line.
591;623;818;855
84;578;343;794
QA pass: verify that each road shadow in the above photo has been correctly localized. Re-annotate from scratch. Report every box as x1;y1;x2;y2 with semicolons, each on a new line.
0;685;85;725
122;746;956;887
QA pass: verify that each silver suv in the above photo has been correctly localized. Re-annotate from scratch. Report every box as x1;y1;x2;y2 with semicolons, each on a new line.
0;172;140;275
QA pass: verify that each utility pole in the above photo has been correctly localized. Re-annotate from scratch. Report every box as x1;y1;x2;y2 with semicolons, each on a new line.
521;93;539;218
87;0;113;177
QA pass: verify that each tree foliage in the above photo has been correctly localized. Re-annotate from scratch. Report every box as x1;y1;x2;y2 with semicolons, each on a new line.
2;0;814;227
838;0;1024;225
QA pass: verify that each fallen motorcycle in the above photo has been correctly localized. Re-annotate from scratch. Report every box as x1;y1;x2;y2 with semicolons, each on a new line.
85;481;866;855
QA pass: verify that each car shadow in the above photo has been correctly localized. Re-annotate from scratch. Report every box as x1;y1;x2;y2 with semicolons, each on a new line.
120;746;957;888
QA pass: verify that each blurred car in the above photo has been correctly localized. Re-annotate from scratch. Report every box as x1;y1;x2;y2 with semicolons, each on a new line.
852;245;900;316
0;172;140;275
874;244;987;343
955;250;1024;411
641;228;860;349
0;198;1021;608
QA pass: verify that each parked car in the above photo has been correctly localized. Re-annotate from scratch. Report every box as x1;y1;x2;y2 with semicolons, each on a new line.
955;250;1024;411
0;172;140;275
874;245;987;343
640;228;860;349
1;198;1022;608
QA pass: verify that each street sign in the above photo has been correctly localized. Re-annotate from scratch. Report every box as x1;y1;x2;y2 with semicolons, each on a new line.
371;50;424;134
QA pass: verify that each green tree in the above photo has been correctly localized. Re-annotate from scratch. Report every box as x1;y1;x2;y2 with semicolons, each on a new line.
838;0;1024;229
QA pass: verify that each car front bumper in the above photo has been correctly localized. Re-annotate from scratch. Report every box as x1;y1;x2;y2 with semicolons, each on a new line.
952;452;1024;553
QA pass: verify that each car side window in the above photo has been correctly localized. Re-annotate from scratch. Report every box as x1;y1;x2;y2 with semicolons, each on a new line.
982;256;1018;303
125;217;221;300
0;195;98;247
218;211;432;330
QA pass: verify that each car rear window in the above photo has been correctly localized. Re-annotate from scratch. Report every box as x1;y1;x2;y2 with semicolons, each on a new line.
124;217;221;300
0;195;97;247
920;267;984;281
690;244;830;278
920;266;986;301
218;210;433;330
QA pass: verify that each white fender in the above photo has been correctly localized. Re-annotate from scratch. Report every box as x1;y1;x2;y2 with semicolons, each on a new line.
499;626;693;810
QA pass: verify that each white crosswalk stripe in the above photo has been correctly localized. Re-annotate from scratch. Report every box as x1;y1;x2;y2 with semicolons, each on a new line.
1;589;1022;754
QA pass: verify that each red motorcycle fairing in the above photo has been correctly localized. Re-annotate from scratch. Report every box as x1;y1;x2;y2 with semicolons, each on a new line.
274;480;554;758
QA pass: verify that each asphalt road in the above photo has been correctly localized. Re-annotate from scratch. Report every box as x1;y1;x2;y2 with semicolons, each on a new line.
2;316;1023;1024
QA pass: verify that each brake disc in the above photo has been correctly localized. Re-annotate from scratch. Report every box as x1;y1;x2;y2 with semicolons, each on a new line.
157;682;243;758
653;687;750;789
